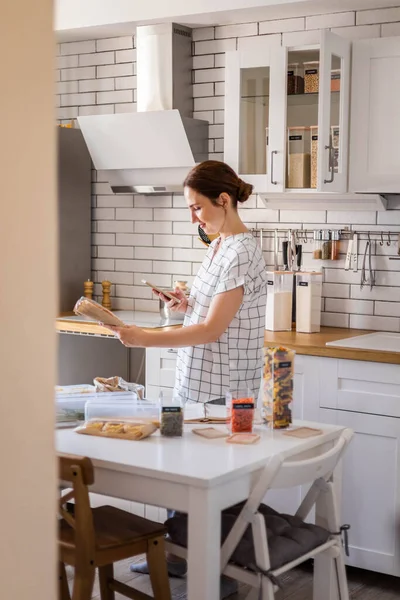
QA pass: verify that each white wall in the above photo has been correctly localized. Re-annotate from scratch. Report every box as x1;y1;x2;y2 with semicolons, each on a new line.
56;5;400;332
1;0;57;597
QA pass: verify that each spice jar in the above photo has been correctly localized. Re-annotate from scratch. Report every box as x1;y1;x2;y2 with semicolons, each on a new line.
304;61;320;93
321;230;331;260
331;230;340;261
226;388;254;434
159;392;183;437
295;272;322;333
331;69;341;92
310;126;318;189
265;271;293;332
262;347;295;429
313;230;322;259
287;63;304;95
287;127;311;189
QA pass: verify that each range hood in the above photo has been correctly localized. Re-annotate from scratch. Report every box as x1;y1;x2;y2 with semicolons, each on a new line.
77;23;208;194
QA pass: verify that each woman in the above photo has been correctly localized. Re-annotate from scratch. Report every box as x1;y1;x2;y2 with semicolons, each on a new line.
106;161;267;591
108;160;267;407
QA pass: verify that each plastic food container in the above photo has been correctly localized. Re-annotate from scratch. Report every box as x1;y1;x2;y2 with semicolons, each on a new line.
310;126;318;189
287;63;304;95
295;272;322;333
84;393;158;421
265;271;293;332
226;388;254;433
287;127;311;189
262;347;295;429
304;61;320;93
159;391;183;437
331;69;341;92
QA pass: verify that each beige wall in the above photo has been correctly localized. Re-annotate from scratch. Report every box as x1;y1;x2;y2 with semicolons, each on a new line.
0;1;57;598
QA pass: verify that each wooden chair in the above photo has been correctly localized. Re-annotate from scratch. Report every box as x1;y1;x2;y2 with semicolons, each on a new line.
165;428;353;600
58;453;171;600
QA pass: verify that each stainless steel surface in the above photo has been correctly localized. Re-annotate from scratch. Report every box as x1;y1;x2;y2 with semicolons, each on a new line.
324;143;335;184
77;23;208;195
58;128;91;312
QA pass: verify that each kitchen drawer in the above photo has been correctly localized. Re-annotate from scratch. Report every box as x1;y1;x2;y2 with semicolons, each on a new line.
319;357;400;418
160;348;178;359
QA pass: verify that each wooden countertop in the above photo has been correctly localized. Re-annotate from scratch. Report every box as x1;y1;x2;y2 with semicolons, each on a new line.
56;314;400;365
264;327;400;365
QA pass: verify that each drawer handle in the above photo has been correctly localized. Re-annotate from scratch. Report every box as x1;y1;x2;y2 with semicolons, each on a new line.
167;349;176;354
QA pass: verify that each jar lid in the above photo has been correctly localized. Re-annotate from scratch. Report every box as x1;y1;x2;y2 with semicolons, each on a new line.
321;230;330;241
331;230;340;241
313;230;322;241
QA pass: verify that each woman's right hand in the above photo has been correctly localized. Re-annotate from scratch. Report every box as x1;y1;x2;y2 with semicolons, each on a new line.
153;287;188;314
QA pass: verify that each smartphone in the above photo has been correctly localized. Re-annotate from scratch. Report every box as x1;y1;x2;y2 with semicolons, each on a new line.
141;280;179;303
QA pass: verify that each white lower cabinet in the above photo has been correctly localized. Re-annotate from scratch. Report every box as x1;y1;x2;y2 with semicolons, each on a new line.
145;347;178;399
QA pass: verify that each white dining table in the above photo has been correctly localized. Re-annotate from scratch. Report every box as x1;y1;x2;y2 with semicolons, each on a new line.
56;421;345;600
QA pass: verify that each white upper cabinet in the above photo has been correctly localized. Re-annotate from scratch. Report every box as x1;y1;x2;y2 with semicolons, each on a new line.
224;30;351;195
350;36;400;194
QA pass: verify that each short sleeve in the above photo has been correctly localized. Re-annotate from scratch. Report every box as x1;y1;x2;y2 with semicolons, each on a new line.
214;246;255;298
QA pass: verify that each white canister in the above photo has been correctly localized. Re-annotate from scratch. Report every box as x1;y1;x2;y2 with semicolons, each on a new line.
265;271;294;331
295;272;322;333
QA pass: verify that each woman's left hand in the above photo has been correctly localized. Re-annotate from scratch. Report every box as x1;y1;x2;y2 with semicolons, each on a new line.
100;324;147;347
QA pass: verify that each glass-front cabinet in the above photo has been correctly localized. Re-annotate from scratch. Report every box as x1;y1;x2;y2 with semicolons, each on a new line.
224;31;351;194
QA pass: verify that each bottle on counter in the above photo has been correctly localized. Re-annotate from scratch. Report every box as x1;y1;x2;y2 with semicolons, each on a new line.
83;279;94;299
295;272;322;333
265;271;293;332
101;280;112;310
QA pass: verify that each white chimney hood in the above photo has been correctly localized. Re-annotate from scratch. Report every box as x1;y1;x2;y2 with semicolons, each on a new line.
77;23;208;194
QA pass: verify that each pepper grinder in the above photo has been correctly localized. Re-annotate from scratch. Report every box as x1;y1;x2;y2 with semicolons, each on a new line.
101;280;112;310
83;279;94;299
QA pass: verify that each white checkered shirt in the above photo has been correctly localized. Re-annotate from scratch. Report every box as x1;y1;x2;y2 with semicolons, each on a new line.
174;232;267;403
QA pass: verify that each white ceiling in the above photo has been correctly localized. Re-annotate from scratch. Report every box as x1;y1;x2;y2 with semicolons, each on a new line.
55;0;400;41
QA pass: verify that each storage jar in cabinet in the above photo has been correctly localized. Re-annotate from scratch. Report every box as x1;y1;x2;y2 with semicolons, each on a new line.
304;61;319;94
287;127;311;189
310;126;318;189
331;69;341;92
287;63;304;95
295;272;322;333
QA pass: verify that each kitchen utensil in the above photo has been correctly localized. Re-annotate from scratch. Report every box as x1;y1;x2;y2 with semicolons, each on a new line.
282;241;289;270
360;235;375;290
345;237;353;271
259;228;263;252
274;230;279;270
352;233;358;272
198;224;219;246
295;244;303;271
101;280;112;309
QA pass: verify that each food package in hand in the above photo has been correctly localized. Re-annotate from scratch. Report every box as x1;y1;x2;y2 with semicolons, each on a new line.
262;346;295;429
74;297;125;327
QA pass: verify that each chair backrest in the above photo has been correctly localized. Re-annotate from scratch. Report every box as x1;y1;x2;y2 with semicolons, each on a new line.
58;453;96;563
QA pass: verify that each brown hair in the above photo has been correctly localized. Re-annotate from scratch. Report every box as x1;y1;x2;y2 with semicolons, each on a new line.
183;160;253;208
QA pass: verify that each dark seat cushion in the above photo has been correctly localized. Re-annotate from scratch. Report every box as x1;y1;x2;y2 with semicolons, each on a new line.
165;502;330;571
60;505;167;551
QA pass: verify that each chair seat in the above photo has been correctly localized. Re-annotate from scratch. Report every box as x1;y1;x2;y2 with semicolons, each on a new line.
166;502;331;571
60;505;167;551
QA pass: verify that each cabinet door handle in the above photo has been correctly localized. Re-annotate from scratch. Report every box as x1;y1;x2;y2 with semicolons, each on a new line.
324;144;335;184
270;150;278;185
167;348;176;354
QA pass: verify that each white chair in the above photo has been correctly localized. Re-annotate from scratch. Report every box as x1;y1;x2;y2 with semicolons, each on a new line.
166;428;353;600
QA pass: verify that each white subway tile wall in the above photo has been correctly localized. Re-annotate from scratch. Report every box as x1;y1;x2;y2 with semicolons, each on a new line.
56;11;400;327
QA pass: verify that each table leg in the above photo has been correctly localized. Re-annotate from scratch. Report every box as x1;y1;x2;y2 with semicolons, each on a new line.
187;487;221;600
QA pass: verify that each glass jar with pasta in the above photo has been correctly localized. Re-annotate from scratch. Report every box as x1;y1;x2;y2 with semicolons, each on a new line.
262;347;295;429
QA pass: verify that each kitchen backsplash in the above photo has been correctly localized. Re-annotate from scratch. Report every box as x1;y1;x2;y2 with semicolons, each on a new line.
56;6;400;331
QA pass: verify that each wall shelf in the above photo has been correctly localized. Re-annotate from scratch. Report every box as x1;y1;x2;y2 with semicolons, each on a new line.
258;192;387;211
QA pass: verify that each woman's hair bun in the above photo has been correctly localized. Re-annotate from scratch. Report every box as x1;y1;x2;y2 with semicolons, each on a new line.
237;179;253;203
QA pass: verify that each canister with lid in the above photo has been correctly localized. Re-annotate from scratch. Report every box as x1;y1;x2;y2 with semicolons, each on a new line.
304;61;320;93
287;63;304;95
310;126;318;189
265;271;293;331
262;346;295;429
295;272;322;333
287;127;311;189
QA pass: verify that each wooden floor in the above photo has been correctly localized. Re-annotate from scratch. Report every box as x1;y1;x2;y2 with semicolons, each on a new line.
66;557;400;599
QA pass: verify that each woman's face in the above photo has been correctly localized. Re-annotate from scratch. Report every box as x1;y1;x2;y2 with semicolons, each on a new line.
184;187;227;235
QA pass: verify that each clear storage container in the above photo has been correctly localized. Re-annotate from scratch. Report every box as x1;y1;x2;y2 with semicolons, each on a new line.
295;272;322;333
159;391;183;437
310;126;318;189
313;230;322;260
84;393;158;421
304;61;320;93
262;347;295;429
226;387;255;433
287;63;304;95
331;229;340;261
331;69;341;92
287;127;311;189
265;271;293;331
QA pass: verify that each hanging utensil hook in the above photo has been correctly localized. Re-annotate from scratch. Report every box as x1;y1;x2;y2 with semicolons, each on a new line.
380;232;384;246
387;232;391;246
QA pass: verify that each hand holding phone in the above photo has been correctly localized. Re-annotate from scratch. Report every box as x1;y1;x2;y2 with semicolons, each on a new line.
141;280;179;303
